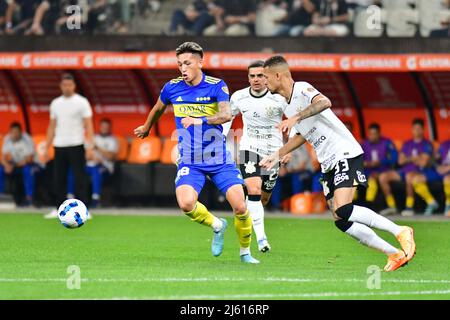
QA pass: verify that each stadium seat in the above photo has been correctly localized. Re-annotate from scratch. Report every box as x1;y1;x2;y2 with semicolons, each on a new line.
127;136;162;164
33;134;54;165
160;139;179;165
290;193;314;215
115;136;130;162
393;139;403;152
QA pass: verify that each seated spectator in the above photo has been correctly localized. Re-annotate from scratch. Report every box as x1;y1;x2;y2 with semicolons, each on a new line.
4;0;41;35
86;0;108;34
273;0;317;37
430;0;449;37
0;0;7;34
303;0;350;37
168;0;214;36
270;144;315;210
436;139;450;216
1;122;37;207
203;0;257;36
361;123;398;203
67;118;118;207
378;119;439;217
255;0;288;36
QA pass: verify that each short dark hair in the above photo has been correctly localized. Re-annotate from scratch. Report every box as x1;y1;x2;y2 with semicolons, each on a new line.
248;60;265;70
61;73;75;82
368;123;380;131
100;118;112;125
9;121;22;130
175;42;204;58
412;118;424;127
263;55;288;68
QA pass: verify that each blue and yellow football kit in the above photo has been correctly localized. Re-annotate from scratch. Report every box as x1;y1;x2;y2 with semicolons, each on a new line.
160;73;244;195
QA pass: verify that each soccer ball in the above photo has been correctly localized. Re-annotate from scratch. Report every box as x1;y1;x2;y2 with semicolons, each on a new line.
57;199;89;229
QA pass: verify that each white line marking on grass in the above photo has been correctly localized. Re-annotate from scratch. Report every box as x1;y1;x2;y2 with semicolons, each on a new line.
79;289;450;300
1;277;450;284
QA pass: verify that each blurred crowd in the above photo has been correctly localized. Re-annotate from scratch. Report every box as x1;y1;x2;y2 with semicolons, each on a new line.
0;0;448;36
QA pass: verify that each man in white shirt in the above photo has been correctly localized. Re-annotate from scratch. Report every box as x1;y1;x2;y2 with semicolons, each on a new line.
44;73;94;218
222;60;291;253
1;122;37;206
66;118;118;207
259;55;416;272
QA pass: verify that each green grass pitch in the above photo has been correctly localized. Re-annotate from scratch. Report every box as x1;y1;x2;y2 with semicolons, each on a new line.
0;213;449;299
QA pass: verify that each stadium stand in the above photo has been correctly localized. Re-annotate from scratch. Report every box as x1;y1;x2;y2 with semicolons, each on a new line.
9;70;63;135
0;71;26;135
74;69;151;137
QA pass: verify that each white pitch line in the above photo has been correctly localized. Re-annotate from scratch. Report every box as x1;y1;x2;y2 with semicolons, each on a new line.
81;289;450;300
1;277;450;284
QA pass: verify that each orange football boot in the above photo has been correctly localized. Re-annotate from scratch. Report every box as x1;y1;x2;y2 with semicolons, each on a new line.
396;226;416;261
384;250;409;272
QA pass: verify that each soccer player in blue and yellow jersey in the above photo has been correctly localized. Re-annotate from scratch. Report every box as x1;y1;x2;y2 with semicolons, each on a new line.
134;42;259;263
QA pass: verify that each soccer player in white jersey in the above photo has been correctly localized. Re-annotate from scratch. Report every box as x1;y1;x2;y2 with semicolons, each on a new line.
222;61;291;253
259;56;416;272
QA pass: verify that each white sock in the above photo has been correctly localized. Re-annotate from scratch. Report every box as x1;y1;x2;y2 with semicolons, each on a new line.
212;217;223;232
345;222;398;255
240;247;250;256
247;199;266;242
349;205;402;237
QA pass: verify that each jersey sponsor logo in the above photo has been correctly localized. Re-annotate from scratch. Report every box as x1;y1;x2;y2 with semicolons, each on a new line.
253;112;260;118
356;170;367;183
334;172;350;186
176;96;183;102
313;135;327;148
265;106;278;118
173;103;219;117
244;161;257;174
264;179;277;190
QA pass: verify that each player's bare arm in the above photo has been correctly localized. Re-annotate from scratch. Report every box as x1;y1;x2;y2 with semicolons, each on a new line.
181;101;232;128
134;97;167;138
278;94;331;133
260;134;306;170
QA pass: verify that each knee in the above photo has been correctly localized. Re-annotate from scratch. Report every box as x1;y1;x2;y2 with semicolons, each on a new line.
334;219;353;232
233;201;247;216
334;203;354;221
246;184;261;196
177;196;197;212
411;174;424;185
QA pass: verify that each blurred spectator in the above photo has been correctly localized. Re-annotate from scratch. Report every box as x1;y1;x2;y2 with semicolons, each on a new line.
1;122;37;207
304;0;350;37
203;0;257;36
86;0;108;34
4;0;41;34
274;0;318;37
255;0;288;36
0;0;7;34
67;118;118;207
25;0;81;35
361;123;398;204
436;140;450;216
429;0;449;38
168;0;214;36
345;0;380;10
270;144;315;209
378;119;438;217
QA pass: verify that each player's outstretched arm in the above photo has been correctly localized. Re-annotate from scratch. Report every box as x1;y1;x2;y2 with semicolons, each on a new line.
260;134;306;170
278;94;331;134
134;97;167;138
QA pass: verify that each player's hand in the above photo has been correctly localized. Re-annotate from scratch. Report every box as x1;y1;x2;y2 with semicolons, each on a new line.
280;153;292;165
259;152;280;170
276;116;298;135
181;117;202;129
134;125;150;139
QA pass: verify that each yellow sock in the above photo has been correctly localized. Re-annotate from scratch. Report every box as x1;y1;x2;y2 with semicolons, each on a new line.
365;177;378;202
184;202;217;229
413;182;436;205
406;196;414;209
386;194;396;208
234;210;252;249
444;181;450;205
